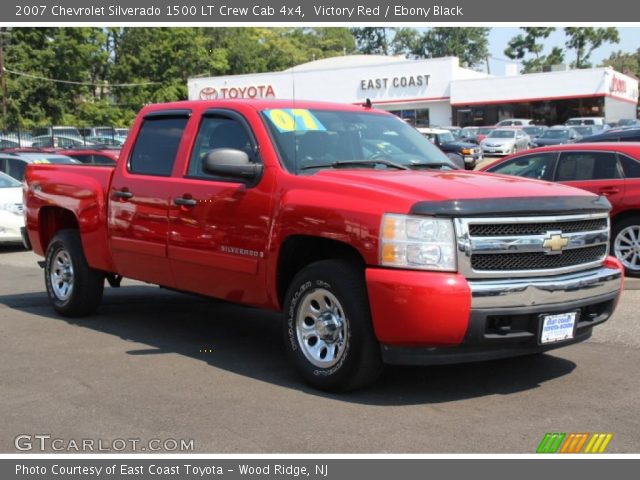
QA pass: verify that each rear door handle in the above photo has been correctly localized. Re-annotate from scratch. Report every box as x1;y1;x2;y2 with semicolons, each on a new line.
599;187;620;196
174;197;198;207
112;189;133;199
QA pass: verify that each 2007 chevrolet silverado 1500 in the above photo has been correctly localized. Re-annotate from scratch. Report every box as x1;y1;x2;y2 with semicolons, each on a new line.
23;100;624;391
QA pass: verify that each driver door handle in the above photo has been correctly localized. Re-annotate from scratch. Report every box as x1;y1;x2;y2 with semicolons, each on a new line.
112;189;133;200
174;197;198;207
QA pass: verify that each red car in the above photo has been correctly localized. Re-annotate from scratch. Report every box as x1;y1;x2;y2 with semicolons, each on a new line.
58;148;120;165
481;142;640;276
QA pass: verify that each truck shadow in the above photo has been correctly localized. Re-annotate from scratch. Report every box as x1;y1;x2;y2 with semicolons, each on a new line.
0;285;577;406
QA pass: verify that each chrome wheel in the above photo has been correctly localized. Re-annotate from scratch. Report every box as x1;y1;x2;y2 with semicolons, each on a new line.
614;225;640;272
296;288;347;369
50;249;74;301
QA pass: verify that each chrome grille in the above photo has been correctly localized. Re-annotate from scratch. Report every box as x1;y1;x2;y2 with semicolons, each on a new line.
455;213;610;278
469;218;608;237
471;245;607;271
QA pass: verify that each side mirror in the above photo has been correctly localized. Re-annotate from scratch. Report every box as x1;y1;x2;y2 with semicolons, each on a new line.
202;148;263;184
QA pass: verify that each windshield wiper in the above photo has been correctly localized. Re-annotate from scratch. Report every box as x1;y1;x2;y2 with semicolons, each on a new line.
299;159;409;171
407;162;454;170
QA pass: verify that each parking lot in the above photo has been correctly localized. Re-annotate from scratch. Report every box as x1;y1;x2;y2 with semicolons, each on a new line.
1;245;639;453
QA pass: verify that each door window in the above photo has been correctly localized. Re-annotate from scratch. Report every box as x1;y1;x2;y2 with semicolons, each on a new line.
556;151;621;181
487;153;555;180
187;116;255;179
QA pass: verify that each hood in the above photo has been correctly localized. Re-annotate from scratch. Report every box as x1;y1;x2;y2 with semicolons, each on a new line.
482;137;515;145
308;169;595;212
441;141;478;151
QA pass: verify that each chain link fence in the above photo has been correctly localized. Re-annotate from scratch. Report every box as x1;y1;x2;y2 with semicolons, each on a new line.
0;126;130;150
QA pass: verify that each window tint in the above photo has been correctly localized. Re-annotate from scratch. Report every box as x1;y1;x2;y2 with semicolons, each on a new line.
93;155;116;165
8;159;27;181
129;117;188;176
556;151;621;181
488;153;555;180
619;154;640;178
187;116;254;178
70;154;92;164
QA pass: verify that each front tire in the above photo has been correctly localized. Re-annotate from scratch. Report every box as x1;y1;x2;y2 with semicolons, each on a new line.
45;229;104;316
612;217;640;277
283;260;382;391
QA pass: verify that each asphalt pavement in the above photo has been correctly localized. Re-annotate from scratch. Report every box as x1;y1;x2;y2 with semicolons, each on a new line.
1;246;639;453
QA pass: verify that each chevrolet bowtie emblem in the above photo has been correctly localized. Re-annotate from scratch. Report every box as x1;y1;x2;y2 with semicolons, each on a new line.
543;232;569;253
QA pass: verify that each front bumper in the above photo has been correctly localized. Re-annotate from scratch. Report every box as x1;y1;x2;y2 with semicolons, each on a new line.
0;213;24;245
481;145;512;155
366;257;623;365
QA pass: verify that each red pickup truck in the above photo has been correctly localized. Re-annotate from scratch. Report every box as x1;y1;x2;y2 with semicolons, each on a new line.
23;100;624;391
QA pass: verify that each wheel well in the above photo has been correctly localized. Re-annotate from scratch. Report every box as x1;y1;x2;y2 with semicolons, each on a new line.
612;210;640;229
38;207;79;252
276;235;365;306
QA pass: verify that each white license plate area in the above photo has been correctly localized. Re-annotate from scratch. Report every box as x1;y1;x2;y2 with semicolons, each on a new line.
540;312;577;344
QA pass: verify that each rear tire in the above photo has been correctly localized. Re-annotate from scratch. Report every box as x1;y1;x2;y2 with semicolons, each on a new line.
45;229;104;316
283;260;382;391
612;217;640;277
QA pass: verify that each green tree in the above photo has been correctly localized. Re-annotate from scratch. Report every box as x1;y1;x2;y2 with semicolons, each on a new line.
601;49;640;76
350;28;390;55
564;27;620;69
504;28;564;73
412;28;491;68
3;28;110;127
389;28;421;56
110;28;228;115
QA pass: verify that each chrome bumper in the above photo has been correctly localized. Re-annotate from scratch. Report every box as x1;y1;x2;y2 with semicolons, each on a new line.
469;266;622;309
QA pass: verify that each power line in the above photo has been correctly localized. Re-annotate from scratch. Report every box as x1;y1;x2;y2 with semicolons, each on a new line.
2;67;159;87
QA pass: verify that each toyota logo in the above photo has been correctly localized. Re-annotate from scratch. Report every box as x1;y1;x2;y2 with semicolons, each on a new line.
199;87;218;100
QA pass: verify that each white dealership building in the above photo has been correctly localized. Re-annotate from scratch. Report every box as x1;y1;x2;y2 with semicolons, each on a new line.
188;55;639;127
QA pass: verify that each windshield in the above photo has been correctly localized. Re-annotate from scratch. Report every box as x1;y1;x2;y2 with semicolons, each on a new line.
541;130;569;139
487;130;515;139
0;172;21;188
261;109;453;172
572;127;593;136
523;127;543;136
437;132;456;143
477;127;493;135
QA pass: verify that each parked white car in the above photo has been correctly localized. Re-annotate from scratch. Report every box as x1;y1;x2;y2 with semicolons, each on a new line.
0;172;24;244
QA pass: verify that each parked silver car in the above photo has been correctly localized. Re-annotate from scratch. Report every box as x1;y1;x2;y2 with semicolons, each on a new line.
480;128;530;156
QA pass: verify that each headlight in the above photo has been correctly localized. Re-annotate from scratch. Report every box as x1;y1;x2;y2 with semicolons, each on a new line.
461;148;472;155
0;203;23;216
380;214;456;271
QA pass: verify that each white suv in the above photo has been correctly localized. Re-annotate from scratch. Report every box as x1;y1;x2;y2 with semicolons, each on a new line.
495;118;534;127
565;117;606;126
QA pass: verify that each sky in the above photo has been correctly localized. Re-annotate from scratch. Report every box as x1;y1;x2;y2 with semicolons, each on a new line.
486;27;639;75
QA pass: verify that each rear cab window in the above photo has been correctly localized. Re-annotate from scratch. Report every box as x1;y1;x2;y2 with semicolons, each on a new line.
129;113;189;176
